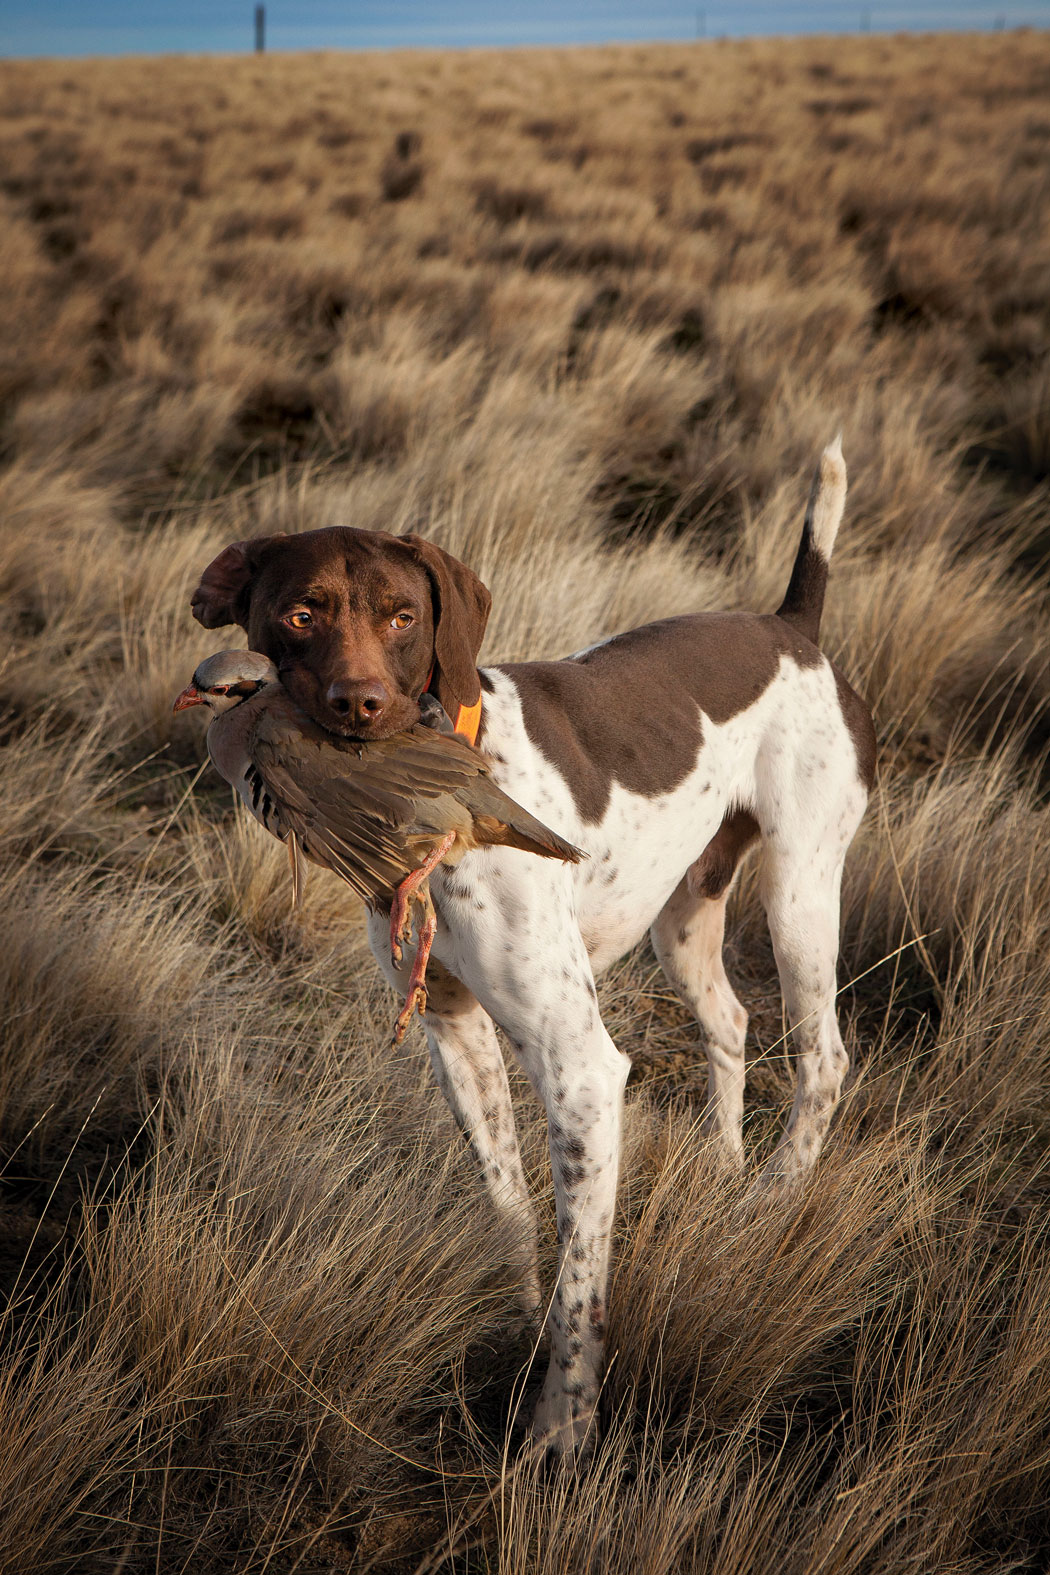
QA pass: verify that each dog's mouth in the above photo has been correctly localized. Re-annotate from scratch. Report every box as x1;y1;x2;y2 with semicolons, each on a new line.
324;717;413;742
300;696;423;743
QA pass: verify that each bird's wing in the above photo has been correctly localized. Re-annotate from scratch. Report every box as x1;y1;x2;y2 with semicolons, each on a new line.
204;694;403;900
247;744;413;902
258;703;488;819
317;722;491;811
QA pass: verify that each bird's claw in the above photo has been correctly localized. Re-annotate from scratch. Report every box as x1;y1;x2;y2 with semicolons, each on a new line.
392;983;427;1045
389;907;408;969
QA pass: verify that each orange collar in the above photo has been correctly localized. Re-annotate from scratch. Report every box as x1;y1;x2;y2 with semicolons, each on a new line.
452;695;483;747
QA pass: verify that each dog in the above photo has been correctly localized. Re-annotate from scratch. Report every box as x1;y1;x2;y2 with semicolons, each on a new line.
190;439;875;1457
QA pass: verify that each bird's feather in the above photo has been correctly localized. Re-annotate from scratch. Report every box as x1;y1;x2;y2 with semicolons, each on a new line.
287;835;306;911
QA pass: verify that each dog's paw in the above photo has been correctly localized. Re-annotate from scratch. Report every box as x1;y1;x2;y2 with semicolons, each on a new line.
757;1139;810;1201
528;1377;599;1466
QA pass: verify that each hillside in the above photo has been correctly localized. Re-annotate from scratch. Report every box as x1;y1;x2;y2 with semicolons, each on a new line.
2;29;1050;1572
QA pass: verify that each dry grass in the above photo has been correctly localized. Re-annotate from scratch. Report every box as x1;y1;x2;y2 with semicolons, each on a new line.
1;27;1050;1572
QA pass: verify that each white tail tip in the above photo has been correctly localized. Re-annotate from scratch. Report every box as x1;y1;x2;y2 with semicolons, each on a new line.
810;435;848;559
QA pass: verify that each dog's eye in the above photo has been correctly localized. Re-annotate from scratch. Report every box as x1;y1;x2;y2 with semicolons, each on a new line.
284;610;312;630
391;611;415;630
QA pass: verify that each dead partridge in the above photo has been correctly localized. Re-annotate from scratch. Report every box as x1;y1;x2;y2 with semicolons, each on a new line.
174;650;581;1041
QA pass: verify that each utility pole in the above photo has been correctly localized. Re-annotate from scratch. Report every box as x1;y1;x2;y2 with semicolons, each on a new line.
860;7;871;30
696;7;706;37
255;4;265;52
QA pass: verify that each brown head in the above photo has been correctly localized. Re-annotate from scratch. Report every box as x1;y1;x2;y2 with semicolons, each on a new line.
189;527;491;740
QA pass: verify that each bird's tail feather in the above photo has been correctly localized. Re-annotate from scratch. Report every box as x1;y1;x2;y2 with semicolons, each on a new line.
474;807;583;863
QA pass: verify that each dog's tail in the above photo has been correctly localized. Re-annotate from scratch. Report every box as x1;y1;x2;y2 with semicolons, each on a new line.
775;436;847;646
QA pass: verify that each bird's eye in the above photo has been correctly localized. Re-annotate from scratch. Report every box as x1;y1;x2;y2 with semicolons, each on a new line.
210;685;229;695
284;610;312;630
391;611;415;630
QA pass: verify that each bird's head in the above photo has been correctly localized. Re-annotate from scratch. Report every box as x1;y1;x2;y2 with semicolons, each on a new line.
173;650;279;717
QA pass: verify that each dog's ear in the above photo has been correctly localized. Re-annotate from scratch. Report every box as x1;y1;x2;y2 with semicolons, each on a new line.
190;535;288;630
401;534;491;716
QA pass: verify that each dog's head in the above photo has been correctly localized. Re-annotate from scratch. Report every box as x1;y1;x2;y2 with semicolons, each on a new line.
190;527;491;740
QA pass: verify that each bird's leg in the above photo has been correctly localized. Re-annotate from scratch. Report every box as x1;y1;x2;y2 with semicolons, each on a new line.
389;830;457;966
392;890;438;1046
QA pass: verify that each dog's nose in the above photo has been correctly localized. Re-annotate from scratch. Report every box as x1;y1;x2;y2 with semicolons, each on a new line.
326;678;390;729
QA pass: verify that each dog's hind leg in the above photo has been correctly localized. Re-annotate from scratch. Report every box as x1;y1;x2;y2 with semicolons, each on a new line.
758;797;864;1189
651;809;759;1165
651;880;749;1166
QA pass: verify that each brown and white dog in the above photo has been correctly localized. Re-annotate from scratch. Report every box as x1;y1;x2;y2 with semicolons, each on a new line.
190;439;875;1457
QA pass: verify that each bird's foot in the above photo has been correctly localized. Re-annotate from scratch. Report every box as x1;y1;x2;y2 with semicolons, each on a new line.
392;981;428;1045
388;832;457;969
390;907;438;1046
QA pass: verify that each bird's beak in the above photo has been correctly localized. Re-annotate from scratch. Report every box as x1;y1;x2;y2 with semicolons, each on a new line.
173;684;203;713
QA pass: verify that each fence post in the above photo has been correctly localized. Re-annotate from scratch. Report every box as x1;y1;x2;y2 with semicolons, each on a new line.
255;4;265;52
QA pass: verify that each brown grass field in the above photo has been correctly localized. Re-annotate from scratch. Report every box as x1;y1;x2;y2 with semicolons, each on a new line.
2;25;1050;1571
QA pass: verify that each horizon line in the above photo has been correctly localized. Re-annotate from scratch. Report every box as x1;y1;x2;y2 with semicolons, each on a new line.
2;15;1046;63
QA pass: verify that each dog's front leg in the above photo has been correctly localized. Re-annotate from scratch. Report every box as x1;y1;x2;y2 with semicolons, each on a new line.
366;908;541;1317
392;864;630;1459
482;952;630;1460
533;1018;629;1458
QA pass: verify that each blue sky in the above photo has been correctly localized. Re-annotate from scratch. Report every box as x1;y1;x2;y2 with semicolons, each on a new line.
1;1;1046;59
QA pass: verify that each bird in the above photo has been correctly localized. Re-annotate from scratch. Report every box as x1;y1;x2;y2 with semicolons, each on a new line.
173;650;582;1041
